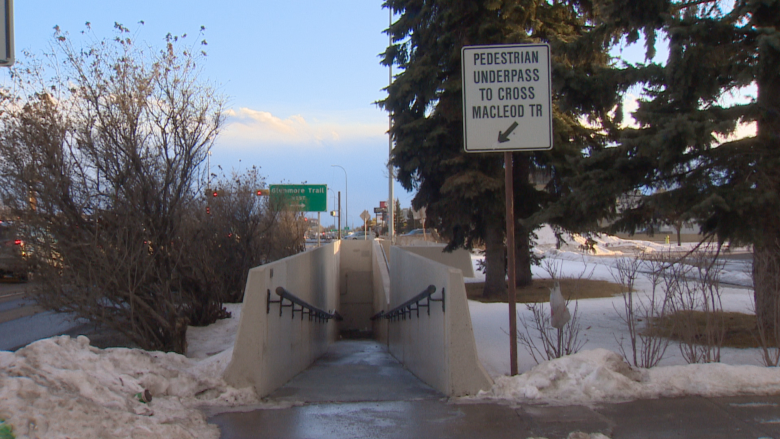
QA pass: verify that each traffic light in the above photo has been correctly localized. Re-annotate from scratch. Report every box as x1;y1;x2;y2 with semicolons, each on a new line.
256;189;270;196
206;206;211;215
212;190;218;197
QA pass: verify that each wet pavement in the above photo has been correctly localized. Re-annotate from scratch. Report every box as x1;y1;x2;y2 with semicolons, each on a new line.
263;340;441;404
0;283;91;351
208;340;780;439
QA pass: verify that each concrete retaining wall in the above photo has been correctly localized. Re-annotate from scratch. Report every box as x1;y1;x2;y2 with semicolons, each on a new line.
223;242;341;397
388;247;493;397
372;240;391;345
223;240;490;398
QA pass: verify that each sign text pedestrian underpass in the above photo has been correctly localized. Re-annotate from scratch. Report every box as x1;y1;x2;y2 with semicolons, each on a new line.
461;43;552;152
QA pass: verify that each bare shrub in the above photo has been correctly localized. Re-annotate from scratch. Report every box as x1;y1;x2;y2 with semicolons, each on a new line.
177;166;304;322
259;209;307;262
0;25;225;353
541;254;596;281
611;254;672;368
518;297;586;364
690;247;726;360
655;247;725;364
517;257;587;364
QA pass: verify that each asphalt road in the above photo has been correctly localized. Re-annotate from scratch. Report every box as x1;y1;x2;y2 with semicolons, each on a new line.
0;282;86;351
0;282;39;323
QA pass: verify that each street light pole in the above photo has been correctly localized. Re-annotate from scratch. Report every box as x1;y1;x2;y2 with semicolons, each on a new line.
331;165;348;231
388;7;395;243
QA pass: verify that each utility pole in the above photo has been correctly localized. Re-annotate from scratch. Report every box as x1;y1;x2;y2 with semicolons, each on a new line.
388;7;395;243
332;165;348;231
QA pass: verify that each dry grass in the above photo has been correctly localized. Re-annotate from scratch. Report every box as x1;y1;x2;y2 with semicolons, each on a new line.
646;311;775;349
465;278;624;303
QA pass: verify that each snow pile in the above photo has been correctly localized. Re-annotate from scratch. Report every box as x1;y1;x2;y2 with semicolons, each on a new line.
185;303;243;379
478;349;780;405
534;224;705;257
483;349;647;403
0;304;256;439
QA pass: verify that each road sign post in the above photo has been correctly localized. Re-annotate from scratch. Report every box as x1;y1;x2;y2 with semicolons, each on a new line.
360;210;371;237
504;151;518;377
462;43;553;376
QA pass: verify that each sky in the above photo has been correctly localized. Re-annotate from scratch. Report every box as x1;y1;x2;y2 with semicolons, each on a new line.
1;231;777;438
3;0;403;230
1;2;756;231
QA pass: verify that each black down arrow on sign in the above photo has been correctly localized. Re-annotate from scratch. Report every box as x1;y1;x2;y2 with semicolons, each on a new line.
498;121;518;143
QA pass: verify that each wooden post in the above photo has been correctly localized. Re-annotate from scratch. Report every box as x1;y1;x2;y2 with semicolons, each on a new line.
505;152;518;376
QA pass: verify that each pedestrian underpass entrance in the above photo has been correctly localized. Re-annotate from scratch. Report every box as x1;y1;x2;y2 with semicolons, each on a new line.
336;240;377;339
265;340;442;403
222;239;493;399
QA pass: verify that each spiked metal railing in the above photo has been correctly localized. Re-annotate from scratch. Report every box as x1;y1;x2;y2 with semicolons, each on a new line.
266;287;343;322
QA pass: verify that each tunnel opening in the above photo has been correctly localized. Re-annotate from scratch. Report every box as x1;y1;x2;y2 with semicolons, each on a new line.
335;240;387;341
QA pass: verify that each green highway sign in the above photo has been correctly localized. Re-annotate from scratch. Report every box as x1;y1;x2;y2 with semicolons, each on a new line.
269;184;327;212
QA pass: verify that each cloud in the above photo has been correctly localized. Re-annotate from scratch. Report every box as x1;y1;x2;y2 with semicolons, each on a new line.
220;107;387;150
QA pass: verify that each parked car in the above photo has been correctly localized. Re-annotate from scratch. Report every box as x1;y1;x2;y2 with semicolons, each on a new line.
0;221;29;281
346;230;373;240
402;228;435;236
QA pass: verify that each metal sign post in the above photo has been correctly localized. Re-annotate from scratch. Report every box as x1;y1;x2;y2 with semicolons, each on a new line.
360;210;371;238
462;43;552;376
504;151;518;376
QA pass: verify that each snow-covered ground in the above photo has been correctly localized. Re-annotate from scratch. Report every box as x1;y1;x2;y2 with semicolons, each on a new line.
0;304;258;439
469;226;780;405
1;227;778;438
469;226;759;377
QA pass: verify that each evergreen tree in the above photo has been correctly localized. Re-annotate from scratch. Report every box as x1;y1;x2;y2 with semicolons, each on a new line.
406;208;416;233
394;198;404;233
553;0;780;328
381;0;624;296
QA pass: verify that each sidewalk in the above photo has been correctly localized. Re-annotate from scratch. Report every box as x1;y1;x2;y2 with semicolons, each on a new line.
207;340;780;439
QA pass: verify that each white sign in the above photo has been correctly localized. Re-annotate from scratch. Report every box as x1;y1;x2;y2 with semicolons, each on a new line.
461;43;552;152
0;0;13;67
